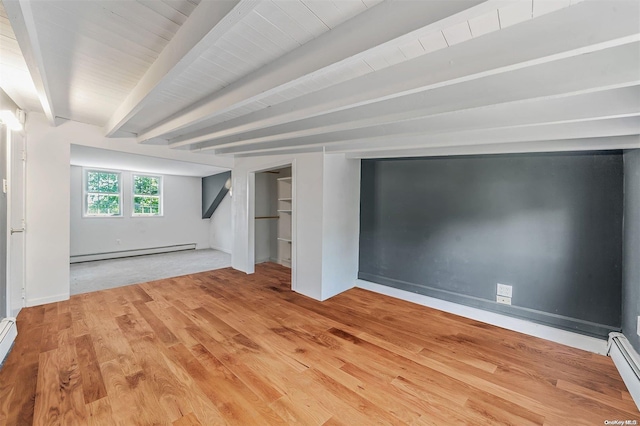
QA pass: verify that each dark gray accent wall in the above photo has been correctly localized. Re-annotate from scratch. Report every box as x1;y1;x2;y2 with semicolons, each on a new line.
623;149;640;352
202;171;231;219
359;152;623;338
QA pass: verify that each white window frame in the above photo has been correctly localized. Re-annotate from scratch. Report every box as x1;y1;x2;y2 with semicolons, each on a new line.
132;174;163;217
83;168;123;218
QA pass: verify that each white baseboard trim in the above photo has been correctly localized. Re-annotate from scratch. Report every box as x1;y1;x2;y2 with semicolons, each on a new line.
0;318;17;367
356;279;608;355
210;245;232;255
26;293;69;307
607;333;640;410
70;243;197;263
255;256;271;264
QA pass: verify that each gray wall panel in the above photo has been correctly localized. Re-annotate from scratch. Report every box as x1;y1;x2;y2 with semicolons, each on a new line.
359;152;623;337
623;149;640;351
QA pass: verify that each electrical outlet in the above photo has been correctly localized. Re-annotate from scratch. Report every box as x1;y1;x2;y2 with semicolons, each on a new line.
496;295;511;305
637;316;640;337
497;283;513;298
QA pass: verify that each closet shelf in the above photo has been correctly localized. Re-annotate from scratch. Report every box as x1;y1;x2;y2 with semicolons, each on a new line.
277;209;292;213
277;177;292;181
278;198;292;201
277;238;292;243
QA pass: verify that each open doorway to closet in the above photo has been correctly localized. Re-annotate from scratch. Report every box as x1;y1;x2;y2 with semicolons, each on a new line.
254;165;292;272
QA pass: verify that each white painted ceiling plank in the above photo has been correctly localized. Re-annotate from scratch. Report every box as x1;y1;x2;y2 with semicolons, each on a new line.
138;0;190;26
499;1;532;28
468;10;500;37
346;135;640;160
272;0;329;37
161;0;199;17
533;0;571;18
398;39;426;60
138;0;495;142
319;118;640;159
3;0;57;124
40;3;168;57
190;51;640;152
214;86;640;155
256;1;316;46
104;0;257;136
442;21;473;46
301;0;344;29
173;2;640;149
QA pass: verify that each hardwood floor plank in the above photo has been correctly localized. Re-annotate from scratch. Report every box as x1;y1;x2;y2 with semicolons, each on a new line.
86;396;115;426
56;328;88;425
168;343;272;425
75;334;108;404
33;350;63;425
1;263;637;425
173;412;202;426
4;317;44;426
132;300;179;345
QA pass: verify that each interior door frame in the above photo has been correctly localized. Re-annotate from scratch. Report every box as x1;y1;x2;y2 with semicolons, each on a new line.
5;127;25;318
247;159;296;291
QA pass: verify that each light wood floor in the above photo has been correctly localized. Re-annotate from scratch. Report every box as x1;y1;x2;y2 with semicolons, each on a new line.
0;263;637;425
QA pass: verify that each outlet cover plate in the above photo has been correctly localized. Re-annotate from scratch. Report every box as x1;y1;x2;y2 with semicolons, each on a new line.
497;283;513;298
637;316;640;337
496;295;511;305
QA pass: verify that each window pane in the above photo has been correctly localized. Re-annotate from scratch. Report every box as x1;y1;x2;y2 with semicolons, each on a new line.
87;171;119;193
134;176;159;195
134;196;160;215
86;194;120;215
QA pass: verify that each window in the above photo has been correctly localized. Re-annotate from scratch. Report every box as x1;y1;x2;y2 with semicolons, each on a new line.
84;169;121;216
133;174;162;216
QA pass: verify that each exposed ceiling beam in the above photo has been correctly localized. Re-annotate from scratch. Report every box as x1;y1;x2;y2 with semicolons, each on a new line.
203;47;640;154
4;0;57;125
103;0;255;137
345;135;640;159
213;85;640;156
326;117;640;155
176;1;640;151
138;0;507;142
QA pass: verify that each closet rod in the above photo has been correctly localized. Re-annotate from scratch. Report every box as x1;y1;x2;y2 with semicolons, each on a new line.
255;216;279;220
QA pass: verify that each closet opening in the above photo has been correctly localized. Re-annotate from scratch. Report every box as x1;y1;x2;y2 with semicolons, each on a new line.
254;165;292;283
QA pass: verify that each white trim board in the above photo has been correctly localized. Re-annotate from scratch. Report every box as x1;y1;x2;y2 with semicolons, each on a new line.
607;333;640;410
70;243;197;263
355;279;608;355
0;318;17;368
26;293;69;307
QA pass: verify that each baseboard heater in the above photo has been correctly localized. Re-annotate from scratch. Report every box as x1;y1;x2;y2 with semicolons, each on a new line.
607;332;640;410
70;243;197;264
0;318;17;368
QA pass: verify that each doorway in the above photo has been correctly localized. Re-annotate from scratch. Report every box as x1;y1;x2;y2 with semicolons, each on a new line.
252;164;294;286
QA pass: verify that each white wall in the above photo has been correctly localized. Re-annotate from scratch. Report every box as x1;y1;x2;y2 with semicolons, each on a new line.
24;112;232;307
70;166;210;256
25;114;70;306
209;193;232;253
321;154;361;300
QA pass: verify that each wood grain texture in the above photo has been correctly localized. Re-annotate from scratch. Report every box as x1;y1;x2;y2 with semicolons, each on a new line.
0;263;638;425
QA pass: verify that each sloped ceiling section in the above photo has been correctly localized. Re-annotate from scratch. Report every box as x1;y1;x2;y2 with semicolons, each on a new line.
202;171;231;219
2;0;639;158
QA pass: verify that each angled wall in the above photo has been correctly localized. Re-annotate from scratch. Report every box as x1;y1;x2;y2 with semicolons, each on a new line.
202;171;231;219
